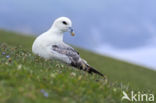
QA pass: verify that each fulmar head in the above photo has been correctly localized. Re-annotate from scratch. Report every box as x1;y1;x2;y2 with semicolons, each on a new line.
52;17;75;36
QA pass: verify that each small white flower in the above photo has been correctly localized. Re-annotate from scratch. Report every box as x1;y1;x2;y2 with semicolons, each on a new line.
50;73;56;78
71;72;76;77
17;64;22;70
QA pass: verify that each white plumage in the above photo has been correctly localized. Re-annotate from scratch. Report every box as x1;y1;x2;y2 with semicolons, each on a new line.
32;17;104;76
32;17;72;63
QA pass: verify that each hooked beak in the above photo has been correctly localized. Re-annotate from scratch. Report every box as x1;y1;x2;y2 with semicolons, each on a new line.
69;27;75;36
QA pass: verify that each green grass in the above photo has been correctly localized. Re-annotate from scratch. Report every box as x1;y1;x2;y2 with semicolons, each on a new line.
0;30;156;103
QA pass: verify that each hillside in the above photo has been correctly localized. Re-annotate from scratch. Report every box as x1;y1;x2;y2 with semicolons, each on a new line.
0;30;156;103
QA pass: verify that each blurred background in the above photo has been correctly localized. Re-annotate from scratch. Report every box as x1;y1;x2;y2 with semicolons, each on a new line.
0;0;156;70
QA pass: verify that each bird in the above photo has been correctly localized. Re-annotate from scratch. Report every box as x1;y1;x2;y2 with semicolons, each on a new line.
32;17;104;77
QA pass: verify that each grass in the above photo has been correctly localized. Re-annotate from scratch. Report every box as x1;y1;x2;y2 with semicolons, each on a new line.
0;30;156;103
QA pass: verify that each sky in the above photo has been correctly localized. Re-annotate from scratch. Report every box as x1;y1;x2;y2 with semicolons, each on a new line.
0;0;156;70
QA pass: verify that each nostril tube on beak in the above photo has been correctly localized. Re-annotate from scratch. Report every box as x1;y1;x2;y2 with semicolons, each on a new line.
69;27;73;32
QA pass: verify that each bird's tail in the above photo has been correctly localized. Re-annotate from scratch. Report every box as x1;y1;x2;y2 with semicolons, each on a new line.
71;61;104;77
84;64;104;77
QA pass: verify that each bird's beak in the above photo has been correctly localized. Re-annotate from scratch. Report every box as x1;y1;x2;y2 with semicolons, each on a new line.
69;27;75;36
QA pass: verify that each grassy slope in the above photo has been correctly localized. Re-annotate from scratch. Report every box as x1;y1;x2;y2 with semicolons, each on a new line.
0;30;156;103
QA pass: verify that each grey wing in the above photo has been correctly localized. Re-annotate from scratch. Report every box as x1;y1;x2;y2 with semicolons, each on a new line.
52;44;80;64
51;44;104;77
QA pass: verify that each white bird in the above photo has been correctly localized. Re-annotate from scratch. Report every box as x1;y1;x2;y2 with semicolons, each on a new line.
32;17;104;76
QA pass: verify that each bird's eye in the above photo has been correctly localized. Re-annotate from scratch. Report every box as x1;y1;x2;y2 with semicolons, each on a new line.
62;21;67;25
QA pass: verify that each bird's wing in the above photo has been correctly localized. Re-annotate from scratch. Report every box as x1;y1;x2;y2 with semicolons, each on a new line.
51;43;80;64
51;43;104;77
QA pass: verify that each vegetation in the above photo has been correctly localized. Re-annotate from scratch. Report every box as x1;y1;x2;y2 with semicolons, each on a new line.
0;30;155;103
